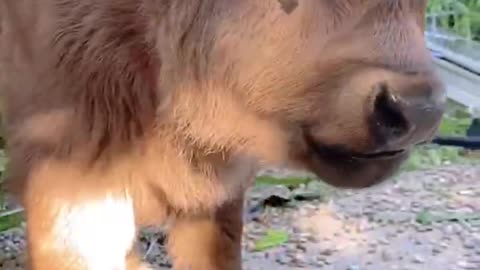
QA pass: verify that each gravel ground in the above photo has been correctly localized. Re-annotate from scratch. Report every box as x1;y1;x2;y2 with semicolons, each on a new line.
0;164;479;270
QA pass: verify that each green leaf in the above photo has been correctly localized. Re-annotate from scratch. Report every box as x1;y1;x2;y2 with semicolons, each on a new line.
255;175;312;188
416;209;480;226
253;229;289;252
0;212;23;232
416;209;436;226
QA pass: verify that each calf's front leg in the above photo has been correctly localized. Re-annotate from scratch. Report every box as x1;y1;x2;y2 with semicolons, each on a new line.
167;195;245;270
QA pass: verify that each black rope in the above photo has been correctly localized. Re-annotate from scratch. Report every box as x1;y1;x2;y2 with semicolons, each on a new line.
431;136;480;150
430;118;480;150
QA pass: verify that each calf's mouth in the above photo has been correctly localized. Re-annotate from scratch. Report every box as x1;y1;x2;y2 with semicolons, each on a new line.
303;130;408;162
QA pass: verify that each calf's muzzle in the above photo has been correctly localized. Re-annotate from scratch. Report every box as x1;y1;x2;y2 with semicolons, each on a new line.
368;73;446;155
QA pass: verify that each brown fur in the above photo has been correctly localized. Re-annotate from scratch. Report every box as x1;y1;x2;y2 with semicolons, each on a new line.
0;1;444;269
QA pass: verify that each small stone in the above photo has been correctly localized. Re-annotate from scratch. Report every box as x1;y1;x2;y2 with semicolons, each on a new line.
393;212;415;223
458;189;475;196
432;246;442;255
382;250;394;261
386;231;398;238
347;265;361;270
293;253;307;262
319;248;335;256
440;241;450;248
295;243;307;252
304;233;317;242
457;260;477;269
414;238;423;245
379;237;390;245
464;240;477;249
463;236;480;249
447;202;460;210
317;255;332;265
356;218;373;232
442;234;452;242
275;253;290;265
411;201;422;208
412;255;425;264
312;260;325;267
415;225;434;232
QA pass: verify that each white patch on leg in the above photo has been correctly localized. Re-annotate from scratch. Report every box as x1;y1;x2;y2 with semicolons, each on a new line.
52;193;136;270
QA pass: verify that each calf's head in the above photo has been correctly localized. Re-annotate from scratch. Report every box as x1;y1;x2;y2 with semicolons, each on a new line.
2;0;445;190
169;0;445;188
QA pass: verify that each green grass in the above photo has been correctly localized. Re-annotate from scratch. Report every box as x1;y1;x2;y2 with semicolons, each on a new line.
402;100;479;172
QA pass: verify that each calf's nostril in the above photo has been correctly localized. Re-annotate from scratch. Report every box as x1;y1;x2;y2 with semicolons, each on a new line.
372;86;410;141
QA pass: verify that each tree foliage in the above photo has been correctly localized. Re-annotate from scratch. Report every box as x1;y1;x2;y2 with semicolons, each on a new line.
427;0;480;41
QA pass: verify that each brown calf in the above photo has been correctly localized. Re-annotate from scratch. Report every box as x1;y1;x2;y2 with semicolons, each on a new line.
0;0;445;269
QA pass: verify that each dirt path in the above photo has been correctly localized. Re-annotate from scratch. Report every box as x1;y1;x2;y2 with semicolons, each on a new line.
0;165;479;269
241;165;480;270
